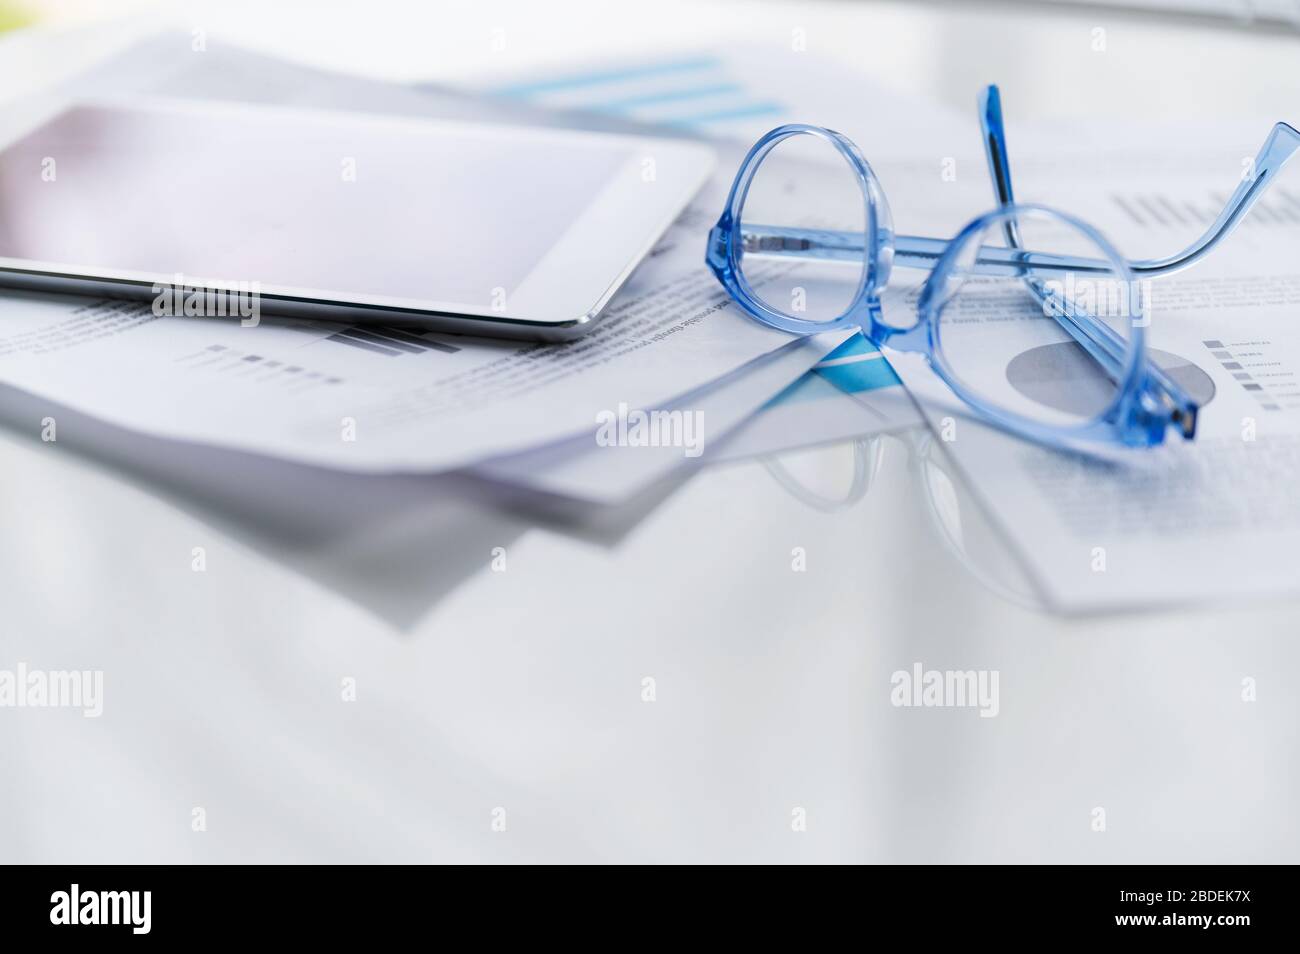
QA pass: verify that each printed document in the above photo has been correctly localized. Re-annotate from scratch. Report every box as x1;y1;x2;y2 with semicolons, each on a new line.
877;126;1300;610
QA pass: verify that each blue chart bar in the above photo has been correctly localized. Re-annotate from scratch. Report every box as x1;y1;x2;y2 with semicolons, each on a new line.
816;354;901;394
813;334;901;394
491;56;722;97
491;54;787;133
767;333;902;409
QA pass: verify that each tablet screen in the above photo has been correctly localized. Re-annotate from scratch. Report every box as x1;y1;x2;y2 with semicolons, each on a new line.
0;101;635;310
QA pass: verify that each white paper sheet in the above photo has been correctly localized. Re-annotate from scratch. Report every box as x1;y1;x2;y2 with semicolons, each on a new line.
875;123;1300;611
472;328;854;502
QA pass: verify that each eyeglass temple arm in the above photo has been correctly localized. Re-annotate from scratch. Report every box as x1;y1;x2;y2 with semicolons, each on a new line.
980;84;1300;277
1127;121;1300;276
979;84;1022;250
739;226;1120;275
739;105;1300;276
979;85;1197;437
978;85;1137;388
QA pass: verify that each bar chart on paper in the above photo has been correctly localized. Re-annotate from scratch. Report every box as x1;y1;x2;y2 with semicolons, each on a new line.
323;324;462;358
1201;336;1300;412
175;342;346;393
1110;187;1300;229
486;53;789;137
173;321;464;393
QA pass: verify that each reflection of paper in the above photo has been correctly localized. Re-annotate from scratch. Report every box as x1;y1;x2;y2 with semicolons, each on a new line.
878;139;1300;611
0;372;533;631
711;333;922;462
474;329;852;503
0;37;806;474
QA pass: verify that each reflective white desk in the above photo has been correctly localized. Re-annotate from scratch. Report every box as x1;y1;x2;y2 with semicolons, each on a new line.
2;0;1297;863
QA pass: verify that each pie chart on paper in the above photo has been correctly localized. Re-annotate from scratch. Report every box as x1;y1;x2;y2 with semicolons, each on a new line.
1006;343;1217;417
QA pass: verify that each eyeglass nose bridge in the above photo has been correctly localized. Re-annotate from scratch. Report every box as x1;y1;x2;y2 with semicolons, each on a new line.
863;305;930;353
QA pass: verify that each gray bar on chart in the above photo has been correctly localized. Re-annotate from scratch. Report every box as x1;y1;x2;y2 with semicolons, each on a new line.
1134;195;1170;227
1251;201;1280;224
1112;194;1147;227
328;332;401;356
368;326;462;353
1274;199;1300;225
337;327;425;354
1278;188;1300;215
1154;195;1188;226
418;338;461;354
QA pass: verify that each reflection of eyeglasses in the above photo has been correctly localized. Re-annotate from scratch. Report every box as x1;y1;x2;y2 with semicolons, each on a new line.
759;431;1043;610
707;85;1300;450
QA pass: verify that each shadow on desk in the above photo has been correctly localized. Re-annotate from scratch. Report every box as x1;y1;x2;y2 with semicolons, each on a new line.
0;382;692;631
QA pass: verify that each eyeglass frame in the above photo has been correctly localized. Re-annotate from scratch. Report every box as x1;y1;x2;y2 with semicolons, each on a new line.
705;84;1300;450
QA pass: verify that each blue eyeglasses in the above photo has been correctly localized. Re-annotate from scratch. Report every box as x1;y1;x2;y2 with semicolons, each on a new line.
706;85;1300;449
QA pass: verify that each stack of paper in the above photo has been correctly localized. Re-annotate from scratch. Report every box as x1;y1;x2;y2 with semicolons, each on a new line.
0;32;925;517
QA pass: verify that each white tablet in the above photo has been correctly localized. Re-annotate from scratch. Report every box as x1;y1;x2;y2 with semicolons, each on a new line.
0;97;714;340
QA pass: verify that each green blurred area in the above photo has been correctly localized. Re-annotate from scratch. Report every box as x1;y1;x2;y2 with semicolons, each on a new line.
0;2;34;33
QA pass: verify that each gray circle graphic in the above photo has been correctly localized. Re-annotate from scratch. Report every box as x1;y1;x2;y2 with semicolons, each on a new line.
1006;344;1216;416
